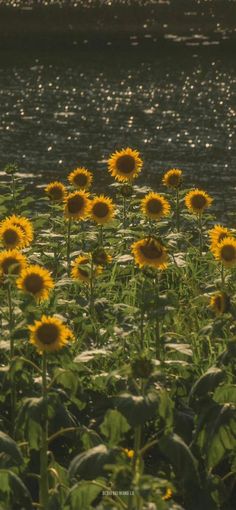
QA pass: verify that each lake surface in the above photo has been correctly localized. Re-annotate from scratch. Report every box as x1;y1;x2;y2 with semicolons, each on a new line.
0;43;235;221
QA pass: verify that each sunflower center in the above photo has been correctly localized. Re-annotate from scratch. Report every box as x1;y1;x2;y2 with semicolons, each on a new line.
167;173;180;187
147;199;163;214
78;258;90;278
2;257;20;275
67;195;85;214
49;187;64;200
93;202;109;218
190;194;207;209
3;229;19;245
221;245;236;262
73;173;88;187
117;155;135;174
140;240;163;260
93;249;108;265
24;273;44;293
37;323;59;345
214;296;222;312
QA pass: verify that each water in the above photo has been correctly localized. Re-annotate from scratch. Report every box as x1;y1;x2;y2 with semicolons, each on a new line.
0;43;235;221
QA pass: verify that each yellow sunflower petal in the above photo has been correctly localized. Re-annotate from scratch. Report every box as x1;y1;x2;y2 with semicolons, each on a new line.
68;167;93;189
64;190;90;220
141;192;171;220
71;254;102;283
107;147;143;183
45;181;67;202
5;215;34;247
0;220;25;249
17;265;54;301
162;168;182;189
131;237;168;270
208;224;231;254
209;292;230;316
0;249;27;276
89;195;115;225
29;315;73;353
185;189;213;214
213;237;236;268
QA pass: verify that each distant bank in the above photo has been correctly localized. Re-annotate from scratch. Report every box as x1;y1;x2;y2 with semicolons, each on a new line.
0;1;235;49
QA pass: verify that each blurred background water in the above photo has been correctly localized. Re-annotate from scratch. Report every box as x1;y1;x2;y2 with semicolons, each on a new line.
0;1;235;221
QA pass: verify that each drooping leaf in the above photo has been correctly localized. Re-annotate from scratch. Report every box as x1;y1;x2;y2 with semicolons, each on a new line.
115;392;159;427
69;444;115;481
66;480;102;510
100;409;130;446
0;432;23;468
159;433;199;485
190;368;224;401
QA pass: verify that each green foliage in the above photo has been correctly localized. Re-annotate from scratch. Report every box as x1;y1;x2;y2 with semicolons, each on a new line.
1;164;236;509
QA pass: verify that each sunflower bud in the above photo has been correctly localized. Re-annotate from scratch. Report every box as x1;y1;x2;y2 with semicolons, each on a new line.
120;184;133;198
131;356;153;379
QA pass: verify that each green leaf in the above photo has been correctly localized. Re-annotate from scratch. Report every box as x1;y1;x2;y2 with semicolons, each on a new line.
158;391;174;432
213;385;236;404
66;480;102;510
159;433;199;485
0;432;23;468
0;470;32;509
100;410;130;446
190;368;224;401
115;392;158;427
74;349;110;363
69;444;115;481
206;404;236;469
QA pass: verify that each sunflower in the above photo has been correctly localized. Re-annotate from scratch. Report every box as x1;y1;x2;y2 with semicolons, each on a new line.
89;195;115;225
131;237;168;270
0;249;27;276
6;215;34;247
123;449;135;459
108;147;143;182
162;488;173;501
71;254;102;283
213;237;236;268
208;224;230;254
92;247;112;266
17;265;54;301
68;167;93;189
185;189;213;214
162;168;182;189
64;190;90;220
29;315;73;353
141;192;171;220
209;292;230;316
45;181;67;202
0;220;25;249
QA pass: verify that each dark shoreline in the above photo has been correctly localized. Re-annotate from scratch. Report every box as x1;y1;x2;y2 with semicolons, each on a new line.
0;2;236;50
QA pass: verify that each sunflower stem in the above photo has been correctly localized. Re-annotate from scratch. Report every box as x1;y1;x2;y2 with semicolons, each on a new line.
176;188;180;233
221;264;225;286
40;351;49;510
7;280;16;436
123;196;127;229
99;225;104;246
155;274;161;359
140;275;145;350
89;259;95;316
66;218;72;276
198;213;203;256
133;425;143;510
11;174;16;213
81;221;85;250
7;281;14;359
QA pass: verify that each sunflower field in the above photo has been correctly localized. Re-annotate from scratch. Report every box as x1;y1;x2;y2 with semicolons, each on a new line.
0;150;236;510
